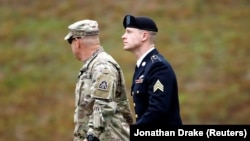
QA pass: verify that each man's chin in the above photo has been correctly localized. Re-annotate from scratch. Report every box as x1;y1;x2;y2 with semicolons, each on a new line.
123;46;130;51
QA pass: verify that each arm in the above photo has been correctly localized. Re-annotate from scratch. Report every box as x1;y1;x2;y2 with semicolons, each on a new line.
86;61;120;139
136;61;177;125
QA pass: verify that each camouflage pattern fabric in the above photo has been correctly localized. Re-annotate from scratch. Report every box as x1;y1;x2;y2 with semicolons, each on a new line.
73;47;133;141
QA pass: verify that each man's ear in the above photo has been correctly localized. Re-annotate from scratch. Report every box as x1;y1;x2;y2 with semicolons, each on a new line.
141;31;148;42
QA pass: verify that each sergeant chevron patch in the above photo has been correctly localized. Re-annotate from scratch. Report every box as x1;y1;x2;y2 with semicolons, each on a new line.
153;80;164;92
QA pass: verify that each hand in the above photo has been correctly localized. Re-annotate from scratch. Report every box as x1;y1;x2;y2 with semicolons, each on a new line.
86;134;100;141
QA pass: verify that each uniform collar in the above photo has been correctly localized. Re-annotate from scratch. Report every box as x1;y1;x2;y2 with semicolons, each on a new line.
83;46;104;64
79;46;104;74
136;47;155;67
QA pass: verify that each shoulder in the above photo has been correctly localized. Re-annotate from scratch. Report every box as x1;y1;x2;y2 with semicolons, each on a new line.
92;52;119;73
145;53;175;74
150;54;163;63
96;52;118;63
148;53;169;67
145;49;167;65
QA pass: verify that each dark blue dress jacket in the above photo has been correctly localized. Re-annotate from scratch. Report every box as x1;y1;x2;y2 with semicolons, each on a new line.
131;49;182;126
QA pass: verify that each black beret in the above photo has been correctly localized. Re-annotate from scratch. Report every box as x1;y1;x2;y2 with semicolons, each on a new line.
123;14;158;32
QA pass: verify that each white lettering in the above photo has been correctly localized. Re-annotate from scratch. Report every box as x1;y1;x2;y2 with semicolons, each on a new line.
208;129;244;137
134;129;175;136
178;129;203;136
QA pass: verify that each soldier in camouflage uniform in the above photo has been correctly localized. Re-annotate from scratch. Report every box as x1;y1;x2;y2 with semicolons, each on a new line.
64;19;133;141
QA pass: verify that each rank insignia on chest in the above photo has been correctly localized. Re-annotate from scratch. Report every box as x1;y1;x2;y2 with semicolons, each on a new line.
98;81;108;90
135;75;144;83
153;80;164;92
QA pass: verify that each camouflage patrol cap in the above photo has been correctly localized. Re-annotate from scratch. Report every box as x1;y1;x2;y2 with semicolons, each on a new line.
64;19;99;40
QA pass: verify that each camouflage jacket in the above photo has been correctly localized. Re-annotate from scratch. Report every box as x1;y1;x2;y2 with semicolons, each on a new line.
73;47;133;141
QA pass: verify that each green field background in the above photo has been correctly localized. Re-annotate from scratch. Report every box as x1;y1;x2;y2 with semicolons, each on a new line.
0;0;249;140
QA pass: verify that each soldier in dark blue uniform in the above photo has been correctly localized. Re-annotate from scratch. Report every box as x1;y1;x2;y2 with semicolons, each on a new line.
121;14;182;126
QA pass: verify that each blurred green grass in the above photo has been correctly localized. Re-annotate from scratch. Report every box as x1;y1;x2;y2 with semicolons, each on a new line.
0;0;249;140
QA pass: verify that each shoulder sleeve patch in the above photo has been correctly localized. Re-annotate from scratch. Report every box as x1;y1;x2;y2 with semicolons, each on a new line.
91;62;118;100
98;81;108;90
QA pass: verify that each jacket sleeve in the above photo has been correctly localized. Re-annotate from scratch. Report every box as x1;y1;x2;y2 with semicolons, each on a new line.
86;61;119;137
136;61;177;125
